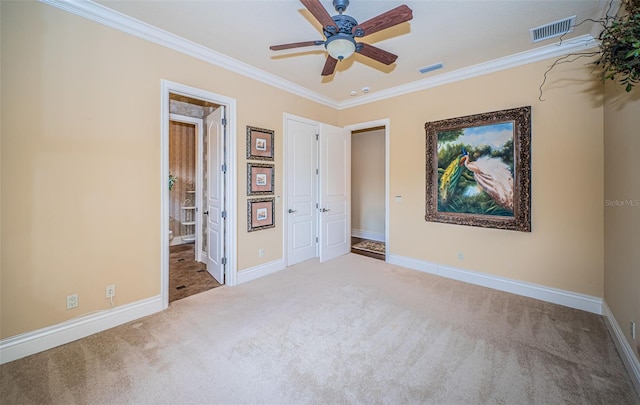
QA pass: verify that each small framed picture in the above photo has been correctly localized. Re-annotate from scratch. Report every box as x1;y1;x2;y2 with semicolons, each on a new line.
248;198;275;232
247;163;275;196
247;126;274;161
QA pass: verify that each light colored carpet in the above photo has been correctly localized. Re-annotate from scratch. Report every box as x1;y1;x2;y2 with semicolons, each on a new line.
1;254;638;404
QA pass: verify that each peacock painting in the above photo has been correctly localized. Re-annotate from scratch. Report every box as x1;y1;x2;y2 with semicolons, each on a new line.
425;106;531;232
436;123;515;216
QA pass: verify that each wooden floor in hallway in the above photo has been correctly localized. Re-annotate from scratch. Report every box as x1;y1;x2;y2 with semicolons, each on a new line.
169;243;221;302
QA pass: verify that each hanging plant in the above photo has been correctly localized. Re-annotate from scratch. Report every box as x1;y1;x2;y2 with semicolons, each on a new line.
169;174;177;191
594;0;640;91
540;0;640;99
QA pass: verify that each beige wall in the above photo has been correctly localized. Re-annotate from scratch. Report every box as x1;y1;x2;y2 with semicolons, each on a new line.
2;1;627;348
0;1;336;338
352;129;385;238
338;58;605;297
604;80;640;362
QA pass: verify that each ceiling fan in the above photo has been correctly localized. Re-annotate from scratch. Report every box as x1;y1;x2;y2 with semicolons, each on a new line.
270;0;413;76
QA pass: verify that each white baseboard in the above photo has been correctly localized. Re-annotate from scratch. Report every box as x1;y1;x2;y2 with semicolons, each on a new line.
0;256;285;363
602;301;640;395
236;258;285;285
387;254;603;314
351;229;385;242
0;295;163;365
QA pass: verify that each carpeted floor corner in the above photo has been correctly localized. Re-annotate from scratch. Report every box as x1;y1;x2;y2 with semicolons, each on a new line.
1;253;638;404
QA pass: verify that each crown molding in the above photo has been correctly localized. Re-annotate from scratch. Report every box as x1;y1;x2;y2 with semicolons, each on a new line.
39;0;339;109
41;0;599;111
336;34;599;109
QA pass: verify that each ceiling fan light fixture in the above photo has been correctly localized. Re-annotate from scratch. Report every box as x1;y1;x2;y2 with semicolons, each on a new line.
270;0;413;76
325;34;356;61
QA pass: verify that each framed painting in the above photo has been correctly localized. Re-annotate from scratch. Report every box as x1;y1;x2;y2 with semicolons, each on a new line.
247;163;275;196
247;197;275;232
246;126;274;161
425;106;531;232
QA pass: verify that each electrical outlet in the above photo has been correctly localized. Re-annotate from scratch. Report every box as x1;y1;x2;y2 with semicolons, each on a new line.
258;248;265;258
457;252;464;261
106;284;116;299
632;321;636;340
66;294;78;309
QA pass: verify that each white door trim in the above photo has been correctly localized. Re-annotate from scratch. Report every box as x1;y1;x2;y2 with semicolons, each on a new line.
161;80;238;310
168;113;204;259
344;119;390;257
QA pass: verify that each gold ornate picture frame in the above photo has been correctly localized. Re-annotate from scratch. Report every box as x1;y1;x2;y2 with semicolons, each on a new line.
425;106;531;232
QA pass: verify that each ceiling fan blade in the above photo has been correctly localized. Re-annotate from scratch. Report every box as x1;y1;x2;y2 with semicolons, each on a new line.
356;43;398;65
270;40;324;51
300;0;337;32
321;56;338;76
353;5;413;37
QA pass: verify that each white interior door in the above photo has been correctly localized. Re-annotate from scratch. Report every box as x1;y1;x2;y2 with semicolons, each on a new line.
319;123;351;262
286;118;318;266
205;107;225;284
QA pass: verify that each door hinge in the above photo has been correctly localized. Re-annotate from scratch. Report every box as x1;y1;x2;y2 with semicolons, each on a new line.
316;168;319;175
316;134;319;140
222;118;227;126
221;211;227;219
222;257;227;265
316;203;318;208
316;237;318;243
221;163;227;173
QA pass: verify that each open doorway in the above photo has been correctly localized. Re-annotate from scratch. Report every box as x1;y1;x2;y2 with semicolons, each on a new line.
168;95;221;302
284;115;388;266
161;80;238;308
350;126;386;260
345;120;389;261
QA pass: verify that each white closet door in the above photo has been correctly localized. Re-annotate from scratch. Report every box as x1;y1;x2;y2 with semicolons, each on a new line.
319;123;351;262
286;118;318;266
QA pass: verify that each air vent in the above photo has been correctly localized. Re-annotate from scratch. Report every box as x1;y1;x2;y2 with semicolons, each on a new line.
418;63;444;74
530;15;576;43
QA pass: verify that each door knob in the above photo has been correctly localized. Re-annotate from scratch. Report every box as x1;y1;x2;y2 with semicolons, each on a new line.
320;208;330;212
288;209;297;213
203;211;209;215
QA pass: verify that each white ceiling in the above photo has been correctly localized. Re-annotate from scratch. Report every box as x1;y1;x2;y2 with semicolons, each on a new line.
92;0;608;104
